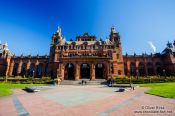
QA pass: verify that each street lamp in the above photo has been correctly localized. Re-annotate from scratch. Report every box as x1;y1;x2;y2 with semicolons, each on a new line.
163;69;166;78
33;70;35;78
136;70;139;79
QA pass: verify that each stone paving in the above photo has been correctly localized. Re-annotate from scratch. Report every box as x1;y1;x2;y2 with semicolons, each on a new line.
0;85;175;116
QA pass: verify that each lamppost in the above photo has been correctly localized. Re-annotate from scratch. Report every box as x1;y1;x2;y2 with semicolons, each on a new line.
33;70;35;78
129;75;132;87
163;69;166;78
136;70;139;79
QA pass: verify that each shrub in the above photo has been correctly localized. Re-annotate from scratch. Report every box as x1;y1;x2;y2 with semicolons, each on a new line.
115;76;175;84
0;77;53;84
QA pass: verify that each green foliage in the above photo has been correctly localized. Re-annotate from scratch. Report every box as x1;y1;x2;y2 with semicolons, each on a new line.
137;83;175;98
114;76;175;84
0;83;46;97
0;77;53;84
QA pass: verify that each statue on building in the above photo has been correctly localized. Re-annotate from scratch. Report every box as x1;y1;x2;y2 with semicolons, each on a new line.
57;26;62;37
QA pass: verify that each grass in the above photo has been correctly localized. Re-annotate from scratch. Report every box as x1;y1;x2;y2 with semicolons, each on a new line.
137;82;175;98
0;83;46;97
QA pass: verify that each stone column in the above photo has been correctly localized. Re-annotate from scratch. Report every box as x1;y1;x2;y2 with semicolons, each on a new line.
136;61;139;76
104;63;108;79
75;64;80;80
26;60;31;76
5;59;11;77
91;63;95;80
17;60;22;75
106;63;112;79
126;61;130;76
61;64;65;80
56;68;59;78
8;60;14;76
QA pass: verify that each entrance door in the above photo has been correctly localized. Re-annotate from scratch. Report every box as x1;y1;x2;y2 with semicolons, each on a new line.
65;63;74;80
95;64;104;79
80;64;90;79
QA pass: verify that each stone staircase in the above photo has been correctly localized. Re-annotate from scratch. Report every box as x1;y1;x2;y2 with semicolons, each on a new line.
61;79;106;85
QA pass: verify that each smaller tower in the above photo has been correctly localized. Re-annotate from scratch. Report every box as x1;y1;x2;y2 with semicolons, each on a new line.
50;26;64;62
111;25;116;34
51;26;63;45
110;26;121;45
3;42;8;50
167;41;173;48
109;26;124;75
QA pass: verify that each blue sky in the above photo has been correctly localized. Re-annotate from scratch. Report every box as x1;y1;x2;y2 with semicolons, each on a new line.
0;0;175;55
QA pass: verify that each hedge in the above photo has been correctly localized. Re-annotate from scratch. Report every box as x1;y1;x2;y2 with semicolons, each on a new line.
115;77;175;84
0;77;54;84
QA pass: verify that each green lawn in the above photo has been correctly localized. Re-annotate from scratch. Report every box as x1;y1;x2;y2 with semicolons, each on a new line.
137;82;175;98
0;83;46;97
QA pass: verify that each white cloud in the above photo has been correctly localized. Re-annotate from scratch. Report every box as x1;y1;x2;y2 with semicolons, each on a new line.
148;41;156;53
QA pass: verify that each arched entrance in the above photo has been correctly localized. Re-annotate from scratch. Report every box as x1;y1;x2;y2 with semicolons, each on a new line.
36;63;43;78
65;63;74;80
147;62;154;76
156;62;163;76
95;64;104;79
21;63;27;77
130;62;136;76
138;62;145;76
29;63;35;77
80;63;90;79
13;63;18;77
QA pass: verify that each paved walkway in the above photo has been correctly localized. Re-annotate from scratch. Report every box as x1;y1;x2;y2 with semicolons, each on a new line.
0;85;174;116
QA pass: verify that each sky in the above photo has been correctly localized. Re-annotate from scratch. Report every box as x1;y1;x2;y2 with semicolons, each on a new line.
0;0;175;56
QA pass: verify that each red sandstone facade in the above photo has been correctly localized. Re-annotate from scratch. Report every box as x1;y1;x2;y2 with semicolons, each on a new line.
0;26;174;79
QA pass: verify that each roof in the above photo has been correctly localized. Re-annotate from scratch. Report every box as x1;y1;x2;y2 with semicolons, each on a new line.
161;41;175;55
162;47;175;55
57;39;113;46
0;44;13;56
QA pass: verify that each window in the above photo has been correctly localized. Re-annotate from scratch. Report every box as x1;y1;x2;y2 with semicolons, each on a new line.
117;54;119;59
118;70;122;75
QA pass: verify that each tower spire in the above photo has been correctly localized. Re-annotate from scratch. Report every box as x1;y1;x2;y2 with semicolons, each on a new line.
57;26;62;36
111;25;116;34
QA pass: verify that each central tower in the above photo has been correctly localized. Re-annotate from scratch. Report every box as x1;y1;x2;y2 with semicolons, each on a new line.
48;25;124;79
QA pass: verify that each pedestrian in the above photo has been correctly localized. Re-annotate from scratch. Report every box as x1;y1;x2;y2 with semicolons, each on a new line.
133;86;135;90
81;80;84;85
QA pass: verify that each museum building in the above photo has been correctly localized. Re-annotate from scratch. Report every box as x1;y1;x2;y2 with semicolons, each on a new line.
0;26;174;80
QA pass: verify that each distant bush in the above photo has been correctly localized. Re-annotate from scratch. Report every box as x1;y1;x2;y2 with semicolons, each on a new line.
0;77;54;84
115;76;175;84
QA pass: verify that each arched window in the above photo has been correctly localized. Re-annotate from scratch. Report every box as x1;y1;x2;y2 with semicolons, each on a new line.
156;62;162;76
147;62;154;76
130;62;136;76
138;62;145;76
